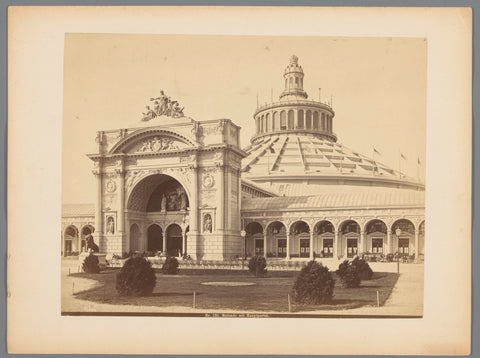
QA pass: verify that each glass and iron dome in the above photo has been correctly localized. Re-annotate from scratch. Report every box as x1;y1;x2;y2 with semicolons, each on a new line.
242;55;424;192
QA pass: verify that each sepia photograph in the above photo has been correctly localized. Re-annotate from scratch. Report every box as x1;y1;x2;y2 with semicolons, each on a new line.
61;34;426;318
7;6;471;355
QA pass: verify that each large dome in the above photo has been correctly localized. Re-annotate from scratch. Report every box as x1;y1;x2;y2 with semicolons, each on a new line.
241;55;424;196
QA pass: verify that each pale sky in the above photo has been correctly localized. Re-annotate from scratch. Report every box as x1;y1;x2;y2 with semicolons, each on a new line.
62;34;426;204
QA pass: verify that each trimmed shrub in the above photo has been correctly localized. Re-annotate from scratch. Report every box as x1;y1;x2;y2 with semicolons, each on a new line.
351;257;374;280
292;260;335;304
116;256;156;296
248;255;267;276
336;259;361;288
82;253;100;274
162;256;179;275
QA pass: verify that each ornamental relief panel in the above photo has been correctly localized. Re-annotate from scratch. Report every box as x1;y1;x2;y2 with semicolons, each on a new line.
131;136;187;153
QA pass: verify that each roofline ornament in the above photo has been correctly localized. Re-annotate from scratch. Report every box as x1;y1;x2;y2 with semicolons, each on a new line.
141;89;184;121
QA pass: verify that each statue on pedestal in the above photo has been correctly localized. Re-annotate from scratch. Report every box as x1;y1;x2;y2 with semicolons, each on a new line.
161;194;167;212
203;214;212;233
85;233;99;253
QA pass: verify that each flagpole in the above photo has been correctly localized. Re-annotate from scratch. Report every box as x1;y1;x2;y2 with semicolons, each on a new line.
372;146;375;176
398;150;401;178
417;157;420;182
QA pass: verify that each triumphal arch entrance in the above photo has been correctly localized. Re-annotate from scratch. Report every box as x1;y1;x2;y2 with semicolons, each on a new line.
88;91;246;260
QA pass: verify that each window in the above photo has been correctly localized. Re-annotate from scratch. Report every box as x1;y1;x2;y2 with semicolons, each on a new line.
288;110;294;129
372;238;383;253
280;111;287;130
323;238;333;257
300;239;310;258
298;110;304;129
347;238;358;258
255;239;264;255
306;111;312;129
313;112;319;130
399;238;409;254
277;239;287;257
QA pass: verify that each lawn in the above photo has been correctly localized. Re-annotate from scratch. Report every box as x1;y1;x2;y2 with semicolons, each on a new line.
71;268;398;313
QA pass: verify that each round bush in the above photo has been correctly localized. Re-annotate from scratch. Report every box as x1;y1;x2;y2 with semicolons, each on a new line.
116;256;156;296
82;253;100;274
336;259;362;288
351;257;374;280
248;255;267;276
292;261;335;304
162;256;179;275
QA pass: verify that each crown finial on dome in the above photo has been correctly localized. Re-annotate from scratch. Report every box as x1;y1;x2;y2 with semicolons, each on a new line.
290;55;298;65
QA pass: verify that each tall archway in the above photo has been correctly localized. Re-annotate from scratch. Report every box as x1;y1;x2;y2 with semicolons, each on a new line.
391;219;415;257
290;221;310;258
245;222;264;257
314;220;335;258
365;219;387;255
130;223;141;252
147;224;163;252
266;221;287;258
80;225;94;253
128;174;190;213
63;225;78;256
166;224;183;257
339;220;360;258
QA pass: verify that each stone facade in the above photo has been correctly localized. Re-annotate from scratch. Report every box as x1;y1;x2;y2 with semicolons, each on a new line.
86;116;245;261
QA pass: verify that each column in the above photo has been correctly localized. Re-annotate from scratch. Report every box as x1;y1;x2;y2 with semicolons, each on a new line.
217;164;225;232
187;165;199;258
333;230;339;259
117;170;125;233
360;230;365;255
387;230;392;254
309;231;314;259
93;170;103;251
286;232;291;259
182;231;187;255
163;232;167;253
190;166;198;232
414;229;419;263
263;235;267;257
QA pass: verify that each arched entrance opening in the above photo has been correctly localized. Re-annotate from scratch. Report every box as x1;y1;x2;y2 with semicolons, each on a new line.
245;222;264;257
80;225;94;253
166;224;183;257
147;224;163;253
130;223;141;252
127;173;190;256
365;220;387;255
314;221;335;258
339;220;360;258
290;221;310;258
64;225;78;256
391;219;415;258
266;221;287;258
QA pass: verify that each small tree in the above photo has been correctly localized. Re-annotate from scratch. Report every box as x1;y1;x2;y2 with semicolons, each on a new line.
292;261;335;304
116;256;156;296
336;259;361;288
351;257;373;280
248;255;267;277
82;253;100;274
162;256;179;275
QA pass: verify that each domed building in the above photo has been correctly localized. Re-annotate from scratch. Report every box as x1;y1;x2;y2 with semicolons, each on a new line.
62;55;425;264
240;55;425;262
